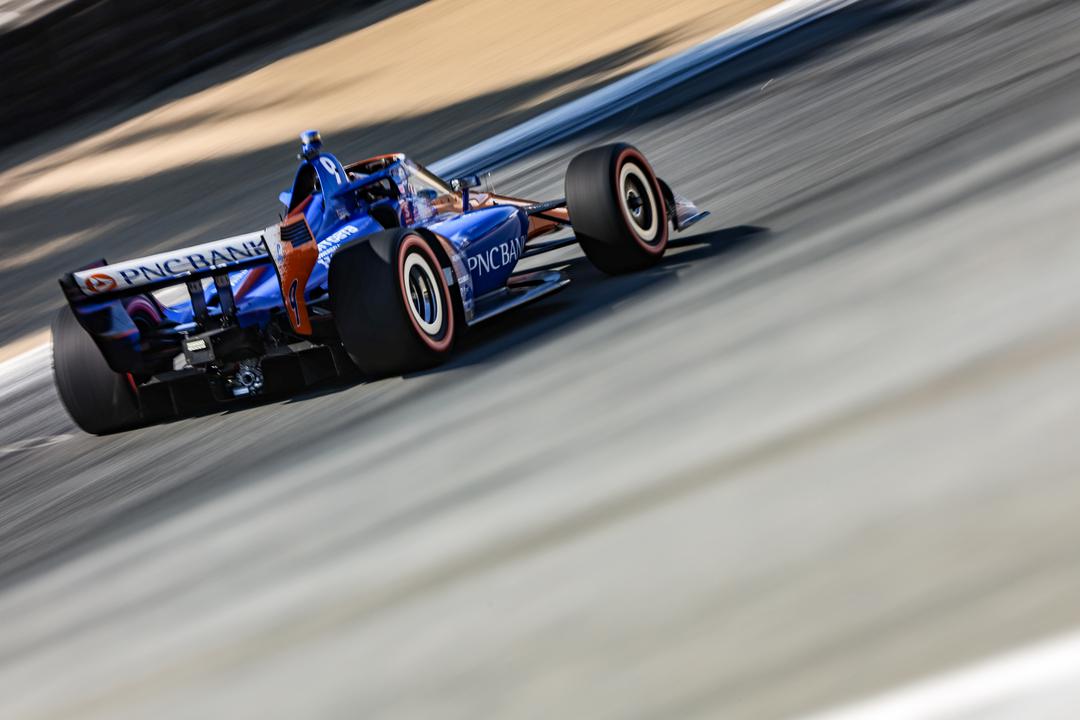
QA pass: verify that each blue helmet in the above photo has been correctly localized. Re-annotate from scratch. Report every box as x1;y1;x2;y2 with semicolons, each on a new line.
299;130;323;160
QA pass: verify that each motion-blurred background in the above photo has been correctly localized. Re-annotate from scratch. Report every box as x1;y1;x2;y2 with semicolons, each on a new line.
3;0;1080;718
0;0;767;352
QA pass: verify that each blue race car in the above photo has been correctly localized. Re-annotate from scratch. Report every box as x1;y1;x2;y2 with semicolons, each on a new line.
54;131;708;434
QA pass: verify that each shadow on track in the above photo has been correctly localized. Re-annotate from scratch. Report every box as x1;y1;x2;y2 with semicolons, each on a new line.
185;225;770;414
265;224;770;409
441;225;770;371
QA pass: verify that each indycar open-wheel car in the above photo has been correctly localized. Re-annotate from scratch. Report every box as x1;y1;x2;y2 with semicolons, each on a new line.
53;133;709;434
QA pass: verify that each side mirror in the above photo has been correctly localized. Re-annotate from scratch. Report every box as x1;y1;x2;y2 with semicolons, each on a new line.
450;175;482;192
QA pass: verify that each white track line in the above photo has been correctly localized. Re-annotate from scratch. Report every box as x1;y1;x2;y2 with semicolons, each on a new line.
431;0;861;178
0;0;859;388
0;341;51;399
798;628;1080;720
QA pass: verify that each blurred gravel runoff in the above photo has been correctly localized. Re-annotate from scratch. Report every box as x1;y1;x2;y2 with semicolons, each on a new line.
3;0;1080;718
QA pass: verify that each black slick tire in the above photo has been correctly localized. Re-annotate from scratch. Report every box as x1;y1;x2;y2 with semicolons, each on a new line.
329;229;456;378
51;306;142;435
565;143;669;274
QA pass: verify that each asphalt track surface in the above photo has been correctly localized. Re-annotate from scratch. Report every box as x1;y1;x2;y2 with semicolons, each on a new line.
3;0;1080;717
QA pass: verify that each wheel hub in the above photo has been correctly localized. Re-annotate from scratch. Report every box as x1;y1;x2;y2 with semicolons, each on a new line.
621;168;655;239
402;250;445;336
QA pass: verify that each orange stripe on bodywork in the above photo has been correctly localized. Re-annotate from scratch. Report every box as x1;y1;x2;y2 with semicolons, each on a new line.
286;194;314;220
344;153;406;173
234;265;268;300
485;193;571;239
275;215;319;336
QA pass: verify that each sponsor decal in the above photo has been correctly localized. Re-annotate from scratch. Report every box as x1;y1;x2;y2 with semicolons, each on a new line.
111;239;265;286
83;273;118;294
72;232;268;296
316;224;360;268
467;235;527;276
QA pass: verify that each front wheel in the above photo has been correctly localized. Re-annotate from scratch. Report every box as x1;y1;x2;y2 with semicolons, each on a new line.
565;143;669;275
329;229;457;378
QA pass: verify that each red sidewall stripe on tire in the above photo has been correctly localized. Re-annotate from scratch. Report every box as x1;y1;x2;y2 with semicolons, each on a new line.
121;296;162;400
123;296;162;326
398;234;455;352
614;147;668;255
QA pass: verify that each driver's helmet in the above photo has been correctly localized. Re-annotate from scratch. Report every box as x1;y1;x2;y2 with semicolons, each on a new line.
299;130;323;160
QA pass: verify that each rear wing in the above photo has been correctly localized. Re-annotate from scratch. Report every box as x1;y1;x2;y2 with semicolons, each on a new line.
60;230;272;304
59;218;320;337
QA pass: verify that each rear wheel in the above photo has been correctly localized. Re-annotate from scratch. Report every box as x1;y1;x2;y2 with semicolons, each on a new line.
565;143;669;274
329;229;457;378
51;306;142;435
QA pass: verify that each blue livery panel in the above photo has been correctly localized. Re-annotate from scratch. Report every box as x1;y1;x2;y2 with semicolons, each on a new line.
426;205;528;296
